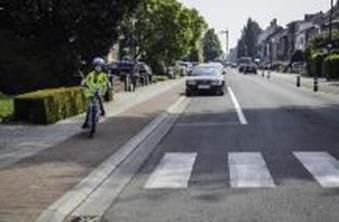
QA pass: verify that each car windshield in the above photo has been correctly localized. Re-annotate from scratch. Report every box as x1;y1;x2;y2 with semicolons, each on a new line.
192;67;219;76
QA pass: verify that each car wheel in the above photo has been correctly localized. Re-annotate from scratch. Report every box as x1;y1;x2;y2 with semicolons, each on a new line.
218;87;225;96
186;90;192;97
222;87;227;96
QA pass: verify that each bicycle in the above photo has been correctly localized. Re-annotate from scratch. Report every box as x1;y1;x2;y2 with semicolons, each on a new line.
87;89;101;138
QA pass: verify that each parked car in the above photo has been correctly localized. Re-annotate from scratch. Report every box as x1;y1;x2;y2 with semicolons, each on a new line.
186;64;226;96
167;66;176;79
137;62;153;85
176;61;193;76
231;63;238;68
191;62;199;67
109;60;134;74
238;57;257;74
109;60;153;90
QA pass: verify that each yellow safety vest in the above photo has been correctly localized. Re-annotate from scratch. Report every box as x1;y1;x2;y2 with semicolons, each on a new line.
83;71;109;97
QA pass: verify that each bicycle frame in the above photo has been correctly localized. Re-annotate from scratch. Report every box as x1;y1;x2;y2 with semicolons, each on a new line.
88;90;101;138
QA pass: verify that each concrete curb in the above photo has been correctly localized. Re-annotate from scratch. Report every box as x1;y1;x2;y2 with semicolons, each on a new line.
36;96;189;222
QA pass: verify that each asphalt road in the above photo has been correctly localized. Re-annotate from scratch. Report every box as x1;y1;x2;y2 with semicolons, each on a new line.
102;69;339;222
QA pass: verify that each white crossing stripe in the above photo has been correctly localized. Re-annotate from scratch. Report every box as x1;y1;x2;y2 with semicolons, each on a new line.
144;153;197;189
294;152;339;188
229;152;275;188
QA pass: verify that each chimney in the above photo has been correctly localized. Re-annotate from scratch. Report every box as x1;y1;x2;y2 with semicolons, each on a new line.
270;19;277;27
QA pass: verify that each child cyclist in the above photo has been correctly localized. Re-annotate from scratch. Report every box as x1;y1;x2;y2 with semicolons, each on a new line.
81;57;111;129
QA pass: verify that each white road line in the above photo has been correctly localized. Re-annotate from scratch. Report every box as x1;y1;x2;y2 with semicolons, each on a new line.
294;152;339;188
227;87;248;125
145;153;197;189
229;152;275;188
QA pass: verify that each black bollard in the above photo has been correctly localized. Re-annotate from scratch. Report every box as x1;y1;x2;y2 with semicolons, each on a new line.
314;76;318;92
297;76;301;87
124;74;128;91
125;74;132;92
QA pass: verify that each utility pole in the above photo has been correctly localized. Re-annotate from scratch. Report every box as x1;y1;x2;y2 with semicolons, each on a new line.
220;29;229;57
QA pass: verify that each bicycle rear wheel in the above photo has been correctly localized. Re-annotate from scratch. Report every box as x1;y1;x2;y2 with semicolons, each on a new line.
89;105;97;138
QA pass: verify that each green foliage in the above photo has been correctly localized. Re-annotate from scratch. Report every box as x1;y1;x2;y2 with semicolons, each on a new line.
306;31;339;78
0;92;8;99
152;75;170;83
0;92;14;120
186;46;204;63
202;29;223;62
309;31;339;50
324;54;339;80
237;18;262;58
309;51;327;77
14;87;87;124
120;0;207;71
0;0;140;94
305;48;313;76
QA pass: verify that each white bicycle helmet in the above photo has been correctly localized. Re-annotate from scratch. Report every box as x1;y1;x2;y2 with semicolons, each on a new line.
92;57;106;67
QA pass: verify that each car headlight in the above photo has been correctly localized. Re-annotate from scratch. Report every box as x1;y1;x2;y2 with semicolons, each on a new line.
186;80;196;85
211;80;223;86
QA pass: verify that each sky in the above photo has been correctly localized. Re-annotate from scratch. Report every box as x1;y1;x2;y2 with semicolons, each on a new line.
179;0;331;52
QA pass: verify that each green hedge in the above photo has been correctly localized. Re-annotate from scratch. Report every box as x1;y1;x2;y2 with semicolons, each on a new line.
324;54;339;80
0;92;13;121
309;52;327;77
14;87;87;124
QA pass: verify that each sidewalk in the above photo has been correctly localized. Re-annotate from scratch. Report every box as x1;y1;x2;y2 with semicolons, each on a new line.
0;79;183;169
270;72;339;95
0;79;183;221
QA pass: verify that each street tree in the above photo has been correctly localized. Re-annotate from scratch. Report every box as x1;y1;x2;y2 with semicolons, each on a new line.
202;28;223;62
0;0;140;93
119;0;207;73
237;18;262;58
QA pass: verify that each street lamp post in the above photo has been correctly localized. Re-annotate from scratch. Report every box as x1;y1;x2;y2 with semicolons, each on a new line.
329;0;334;43
220;29;229;58
131;18;137;63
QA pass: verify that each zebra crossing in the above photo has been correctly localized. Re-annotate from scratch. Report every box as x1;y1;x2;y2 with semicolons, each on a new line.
294;152;339;188
229;152;275;188
143;151;339;189
144;153;197;189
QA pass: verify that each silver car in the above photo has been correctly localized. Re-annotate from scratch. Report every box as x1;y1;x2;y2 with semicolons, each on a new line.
185;64;226;96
